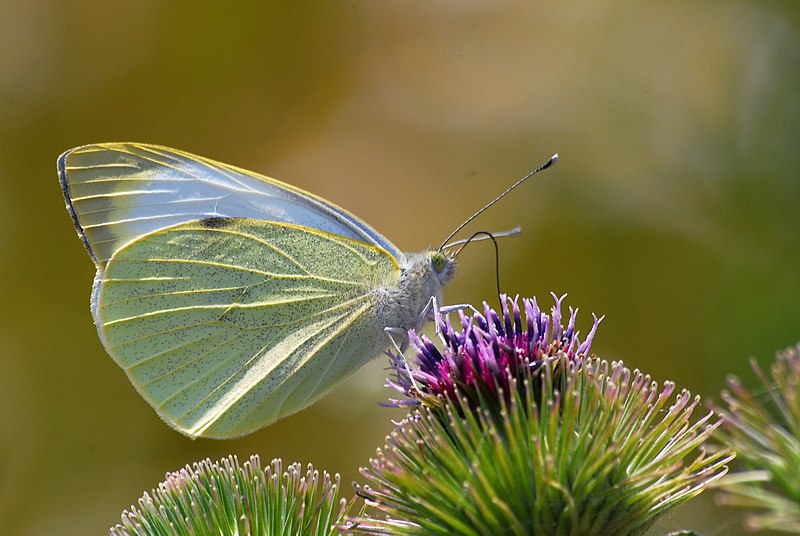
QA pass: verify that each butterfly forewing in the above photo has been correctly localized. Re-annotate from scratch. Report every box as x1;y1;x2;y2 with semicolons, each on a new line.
59;143;403;267
95;218;400;438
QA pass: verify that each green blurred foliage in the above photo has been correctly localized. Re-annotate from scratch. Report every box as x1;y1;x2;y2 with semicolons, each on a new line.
0;2;797;534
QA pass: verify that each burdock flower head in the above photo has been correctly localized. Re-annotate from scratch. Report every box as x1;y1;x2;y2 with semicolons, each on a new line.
110;456;358;536
386;293;601;414
713;343;800;532
353;294;732;535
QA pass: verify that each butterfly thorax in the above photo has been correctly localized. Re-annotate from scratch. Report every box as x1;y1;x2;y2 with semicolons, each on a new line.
372;250;456;333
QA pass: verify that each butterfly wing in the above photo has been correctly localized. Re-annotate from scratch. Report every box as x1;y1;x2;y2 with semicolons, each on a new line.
58;142;403;268
95;217;399;438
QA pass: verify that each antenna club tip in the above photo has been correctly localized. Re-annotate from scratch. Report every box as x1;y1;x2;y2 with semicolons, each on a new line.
539;153;559;170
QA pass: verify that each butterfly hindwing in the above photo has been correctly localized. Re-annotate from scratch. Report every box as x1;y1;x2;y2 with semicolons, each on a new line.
94;217;400;438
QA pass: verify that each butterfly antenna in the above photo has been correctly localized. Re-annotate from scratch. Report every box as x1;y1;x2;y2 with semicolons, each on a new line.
452;230;503;296
444;226;522;249
438;153;558;251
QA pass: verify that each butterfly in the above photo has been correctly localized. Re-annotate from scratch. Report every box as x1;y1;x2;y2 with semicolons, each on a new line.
59;143;556;438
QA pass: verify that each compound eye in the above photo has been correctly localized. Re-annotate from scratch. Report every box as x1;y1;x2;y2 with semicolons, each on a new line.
430;251;448;274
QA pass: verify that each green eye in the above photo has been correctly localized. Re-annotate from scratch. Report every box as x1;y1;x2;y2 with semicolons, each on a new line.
430;251;448;273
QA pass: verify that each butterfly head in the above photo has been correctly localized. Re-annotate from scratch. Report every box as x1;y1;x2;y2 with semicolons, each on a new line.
428;250;457;286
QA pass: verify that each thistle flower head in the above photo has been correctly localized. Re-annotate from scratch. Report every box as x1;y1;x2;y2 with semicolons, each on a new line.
713;343;800;533
386;293;601;412
110;455;358;536
353;295;732;535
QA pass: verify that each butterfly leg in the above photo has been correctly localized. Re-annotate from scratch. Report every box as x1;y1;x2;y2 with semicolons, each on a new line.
384;326;408;353
417;296;480;338
383;326;423;391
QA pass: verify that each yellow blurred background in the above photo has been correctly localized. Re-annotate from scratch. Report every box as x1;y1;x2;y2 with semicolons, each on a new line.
1;2;798;534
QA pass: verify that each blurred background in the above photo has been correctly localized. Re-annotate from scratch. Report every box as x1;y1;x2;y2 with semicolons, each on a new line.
1;2;798;534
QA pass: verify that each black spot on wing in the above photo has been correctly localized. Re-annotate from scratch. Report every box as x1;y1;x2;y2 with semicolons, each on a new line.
200;217;240;229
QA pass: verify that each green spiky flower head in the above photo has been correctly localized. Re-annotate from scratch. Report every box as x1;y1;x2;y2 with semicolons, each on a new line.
110;455;358;536
714;343;800;533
